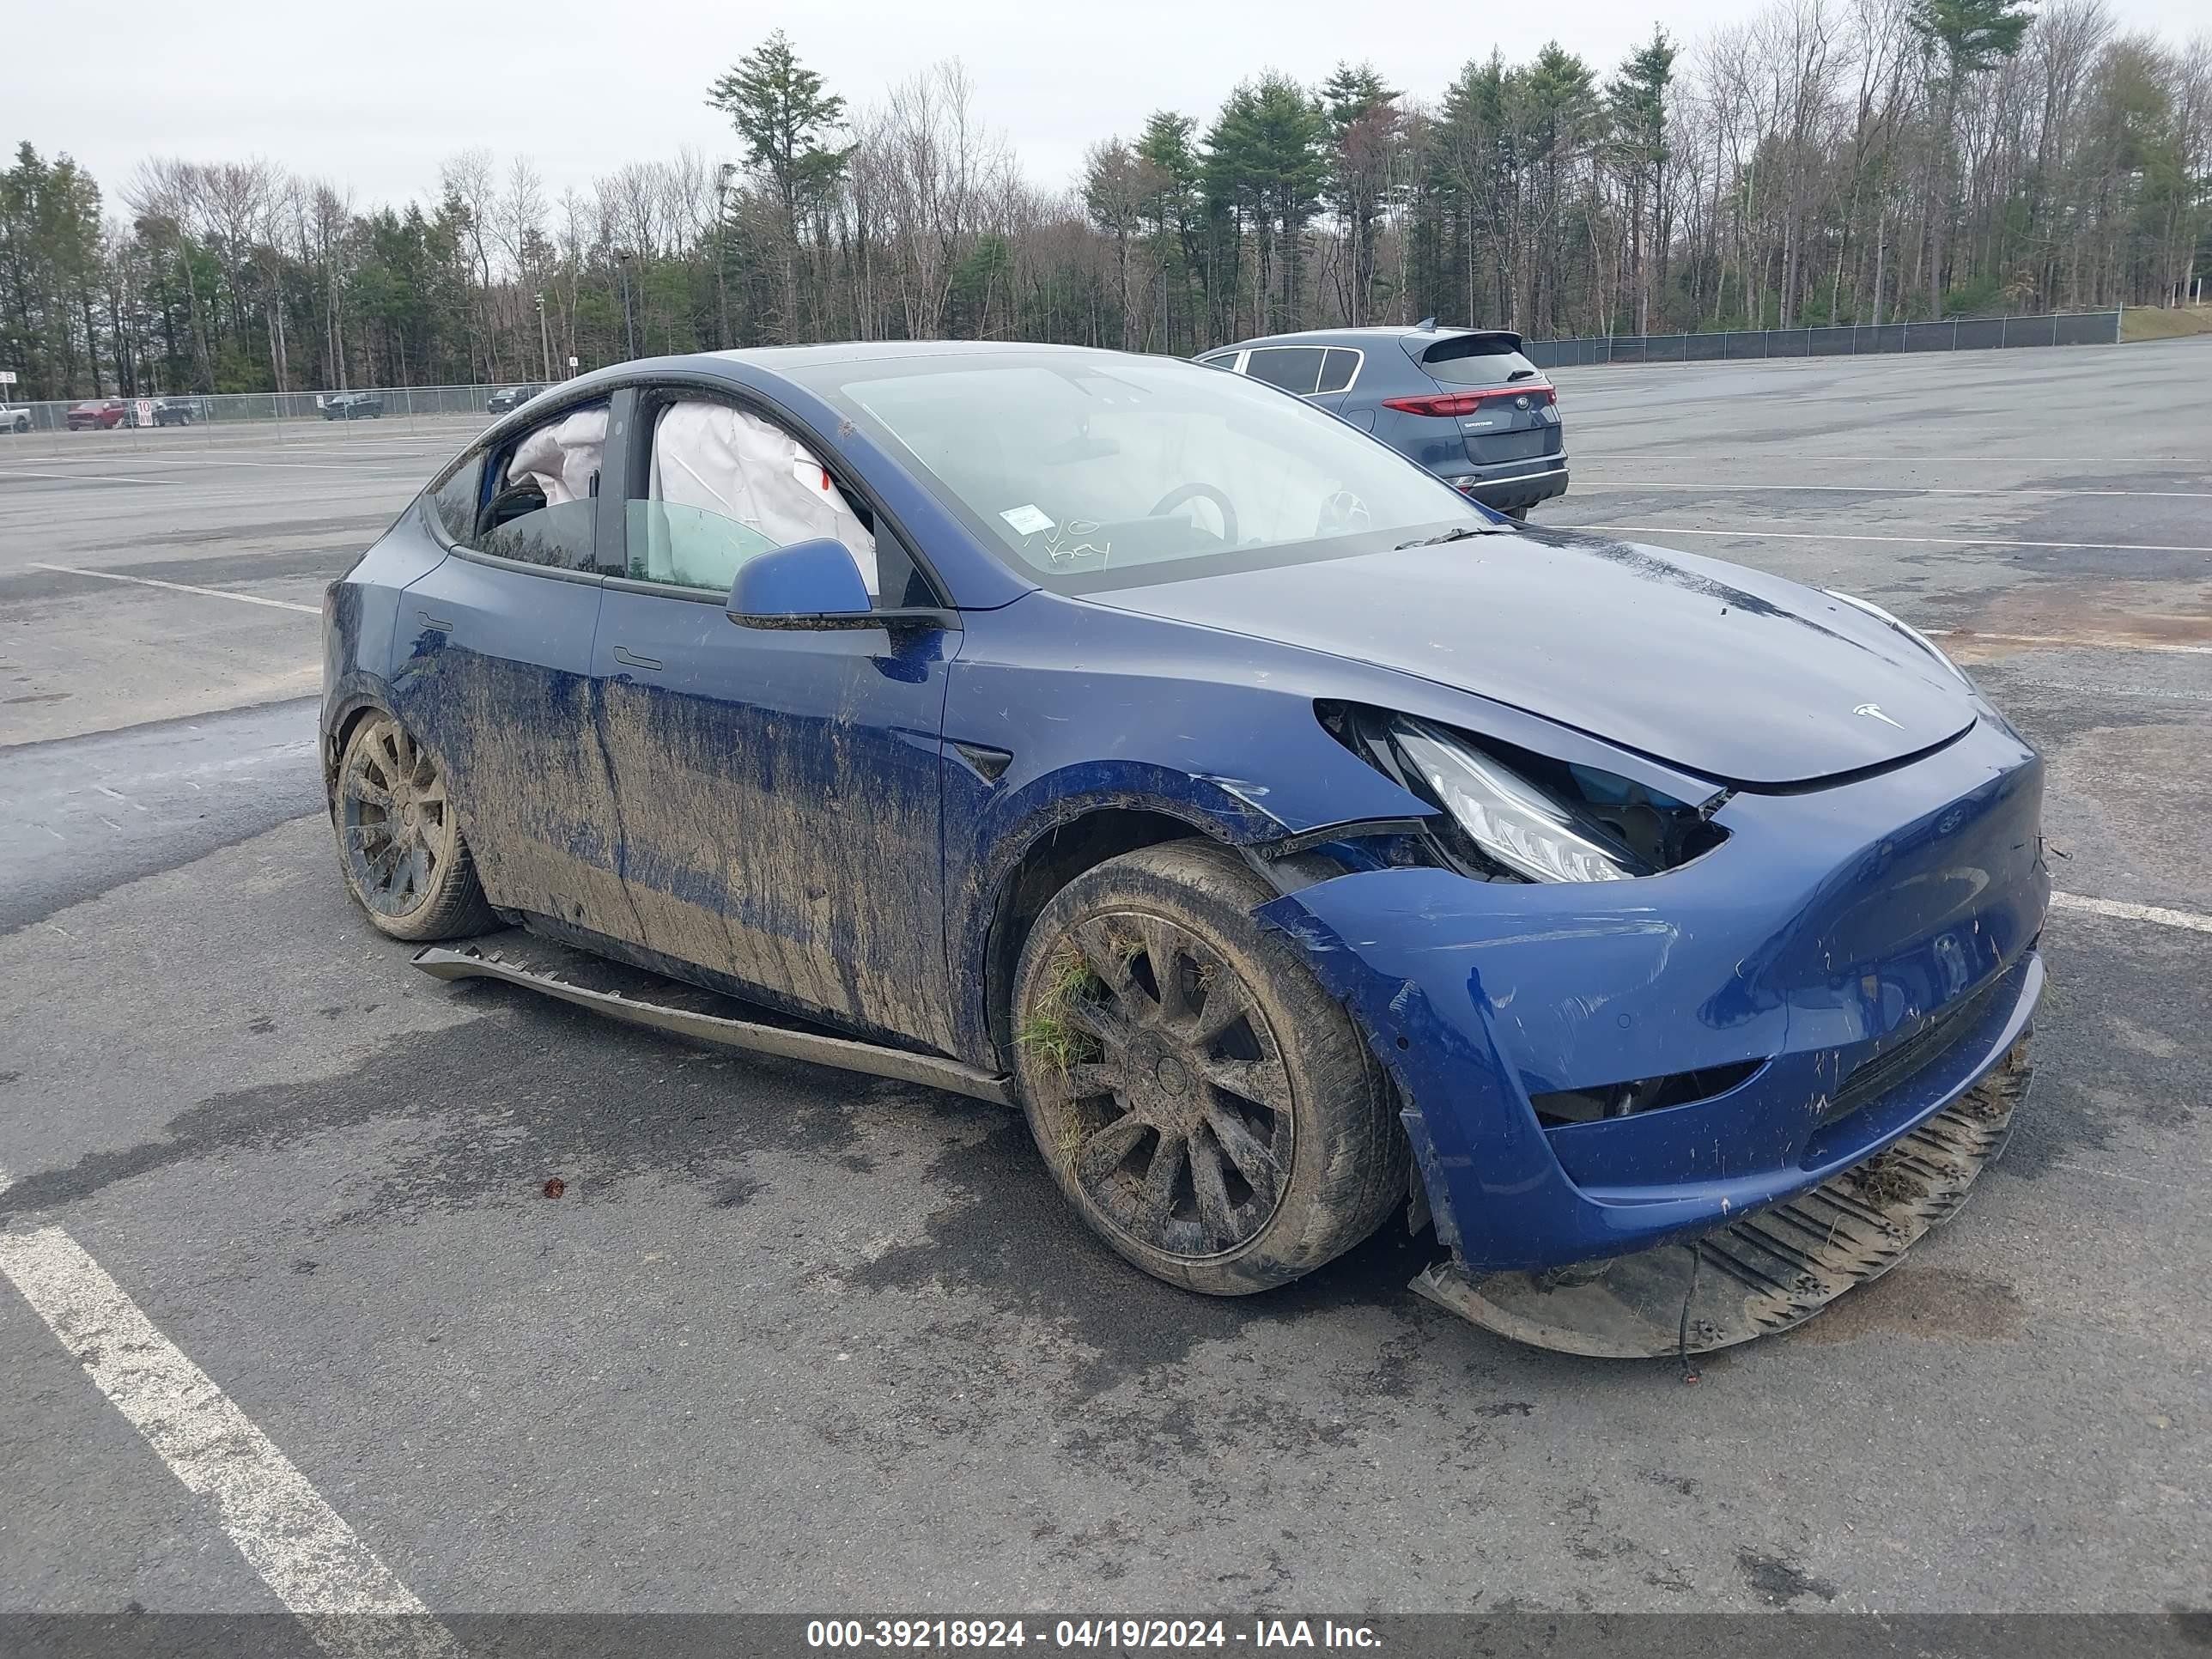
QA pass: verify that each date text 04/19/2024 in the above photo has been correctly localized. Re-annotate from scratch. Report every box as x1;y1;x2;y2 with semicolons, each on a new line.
804;1619;1384;1650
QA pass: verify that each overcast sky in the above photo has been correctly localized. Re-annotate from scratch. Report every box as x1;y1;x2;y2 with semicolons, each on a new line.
13;0;2206;213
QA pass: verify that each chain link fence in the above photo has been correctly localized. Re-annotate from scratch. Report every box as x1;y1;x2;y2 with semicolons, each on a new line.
0;381;520;455
0;308;2130;449
1523;308;2124;369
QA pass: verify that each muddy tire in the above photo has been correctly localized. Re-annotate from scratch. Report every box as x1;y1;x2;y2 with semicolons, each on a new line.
332;714;495;942
1010;840;1408;1296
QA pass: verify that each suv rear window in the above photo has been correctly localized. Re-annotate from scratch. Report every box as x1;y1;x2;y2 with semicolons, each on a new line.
1421;334;1540;386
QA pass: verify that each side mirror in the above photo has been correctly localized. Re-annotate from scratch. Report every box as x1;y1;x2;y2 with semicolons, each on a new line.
726;538;872;628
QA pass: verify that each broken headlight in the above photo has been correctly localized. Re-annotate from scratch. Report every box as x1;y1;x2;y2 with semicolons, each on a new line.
1316;702;1728;884
1823;588;1970;684
1388;716;1649;884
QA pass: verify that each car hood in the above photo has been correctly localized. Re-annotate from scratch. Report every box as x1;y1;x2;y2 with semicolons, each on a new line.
1073;527;1977;787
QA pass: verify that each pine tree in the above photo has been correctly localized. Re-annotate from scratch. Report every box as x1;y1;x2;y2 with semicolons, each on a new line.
1607;29;1676;334
1320;63;1402;325
707;32;851;341
1911;0;2034;316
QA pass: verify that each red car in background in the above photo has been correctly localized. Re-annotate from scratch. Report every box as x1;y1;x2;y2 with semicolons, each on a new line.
66;399;130;430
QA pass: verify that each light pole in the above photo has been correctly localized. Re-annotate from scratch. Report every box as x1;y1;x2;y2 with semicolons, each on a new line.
535;290;553;382
616;250;637;360
714;162;735;349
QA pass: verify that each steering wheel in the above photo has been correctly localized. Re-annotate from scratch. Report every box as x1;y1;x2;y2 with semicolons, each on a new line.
1148;483;1238;547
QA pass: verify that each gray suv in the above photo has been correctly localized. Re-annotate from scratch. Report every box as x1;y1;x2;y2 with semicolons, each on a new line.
1200;323;1568;519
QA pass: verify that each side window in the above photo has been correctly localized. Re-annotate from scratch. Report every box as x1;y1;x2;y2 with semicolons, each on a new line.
1316;348;1361;395
1243;345;1326;395
472;403;608;572
1197;351;1240;371
626;398;890;603
427;453;483;542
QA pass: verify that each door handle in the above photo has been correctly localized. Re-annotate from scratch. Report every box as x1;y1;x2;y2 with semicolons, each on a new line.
611;644;663;672
417;609;455;631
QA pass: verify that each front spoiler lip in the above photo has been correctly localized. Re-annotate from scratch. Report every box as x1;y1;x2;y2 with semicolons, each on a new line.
1415;1001;2037;1358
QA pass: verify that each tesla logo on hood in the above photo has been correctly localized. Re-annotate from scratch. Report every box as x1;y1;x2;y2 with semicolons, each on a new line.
1854;702;1905;729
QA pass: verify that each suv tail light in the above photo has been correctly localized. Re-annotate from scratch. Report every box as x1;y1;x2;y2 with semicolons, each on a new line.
1381;386;1557;417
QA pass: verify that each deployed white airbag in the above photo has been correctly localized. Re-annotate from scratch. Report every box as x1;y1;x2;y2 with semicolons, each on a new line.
652;400;877;593
508;405;607;507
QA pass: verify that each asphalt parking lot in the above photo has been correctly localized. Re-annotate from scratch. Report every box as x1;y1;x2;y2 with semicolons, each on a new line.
1;343;2207;1624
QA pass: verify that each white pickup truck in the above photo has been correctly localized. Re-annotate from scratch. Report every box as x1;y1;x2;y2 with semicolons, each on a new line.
1;404;30;434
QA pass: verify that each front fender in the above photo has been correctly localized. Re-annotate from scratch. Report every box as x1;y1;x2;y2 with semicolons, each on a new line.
944;762;1290;1065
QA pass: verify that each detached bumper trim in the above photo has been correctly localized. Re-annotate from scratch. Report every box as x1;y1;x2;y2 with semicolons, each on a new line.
1414;1024;2035;1357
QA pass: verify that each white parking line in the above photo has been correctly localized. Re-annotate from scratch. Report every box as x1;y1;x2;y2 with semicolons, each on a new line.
2051;890;2212;935
0;469;169;486
1550;523;2212;555
0;1190;459;1656
1571;449;2209;466
1931;628;2212;657
3;454;421;475
125;456;404;473
0;431;473;463
1574;479;2212;500
28;562;321;615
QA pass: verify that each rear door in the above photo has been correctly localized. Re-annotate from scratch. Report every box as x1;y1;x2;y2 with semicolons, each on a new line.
586;385;962;1051
392;393;632;935
1240;344;1370;423
1241;345;1326;401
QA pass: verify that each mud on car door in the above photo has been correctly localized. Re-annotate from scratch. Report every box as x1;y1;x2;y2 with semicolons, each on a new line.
586;388;963;1051
391;395;631;934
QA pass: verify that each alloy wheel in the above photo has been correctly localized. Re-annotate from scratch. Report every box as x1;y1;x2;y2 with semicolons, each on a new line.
1030;912;1297;1260
339;717;456;920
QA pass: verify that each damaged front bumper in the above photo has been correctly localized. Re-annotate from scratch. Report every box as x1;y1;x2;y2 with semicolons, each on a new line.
1259;715;2048;1354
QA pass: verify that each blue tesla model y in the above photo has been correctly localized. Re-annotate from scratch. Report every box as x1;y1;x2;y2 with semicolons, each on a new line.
322;343;2045;1358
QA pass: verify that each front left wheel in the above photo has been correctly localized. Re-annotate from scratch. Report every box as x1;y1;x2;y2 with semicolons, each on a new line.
1010;841;1408;1297
332;714;495;941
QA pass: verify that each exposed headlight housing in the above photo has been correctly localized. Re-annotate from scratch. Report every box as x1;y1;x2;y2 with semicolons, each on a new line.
1315;703;1730;884
1388;716;1650;884
1824;589;1971;684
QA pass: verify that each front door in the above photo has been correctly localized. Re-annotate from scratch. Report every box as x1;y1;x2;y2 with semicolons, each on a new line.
586;389;961;1054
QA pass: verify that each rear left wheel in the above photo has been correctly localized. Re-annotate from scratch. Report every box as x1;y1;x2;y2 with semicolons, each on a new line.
1010;841;1407;1296
332;714;495;941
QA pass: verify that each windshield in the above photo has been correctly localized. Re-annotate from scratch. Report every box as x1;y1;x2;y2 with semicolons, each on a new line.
787;351;1494;590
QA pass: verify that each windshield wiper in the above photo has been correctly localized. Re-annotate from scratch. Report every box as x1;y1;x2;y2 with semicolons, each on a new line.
1395;525;1495;549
